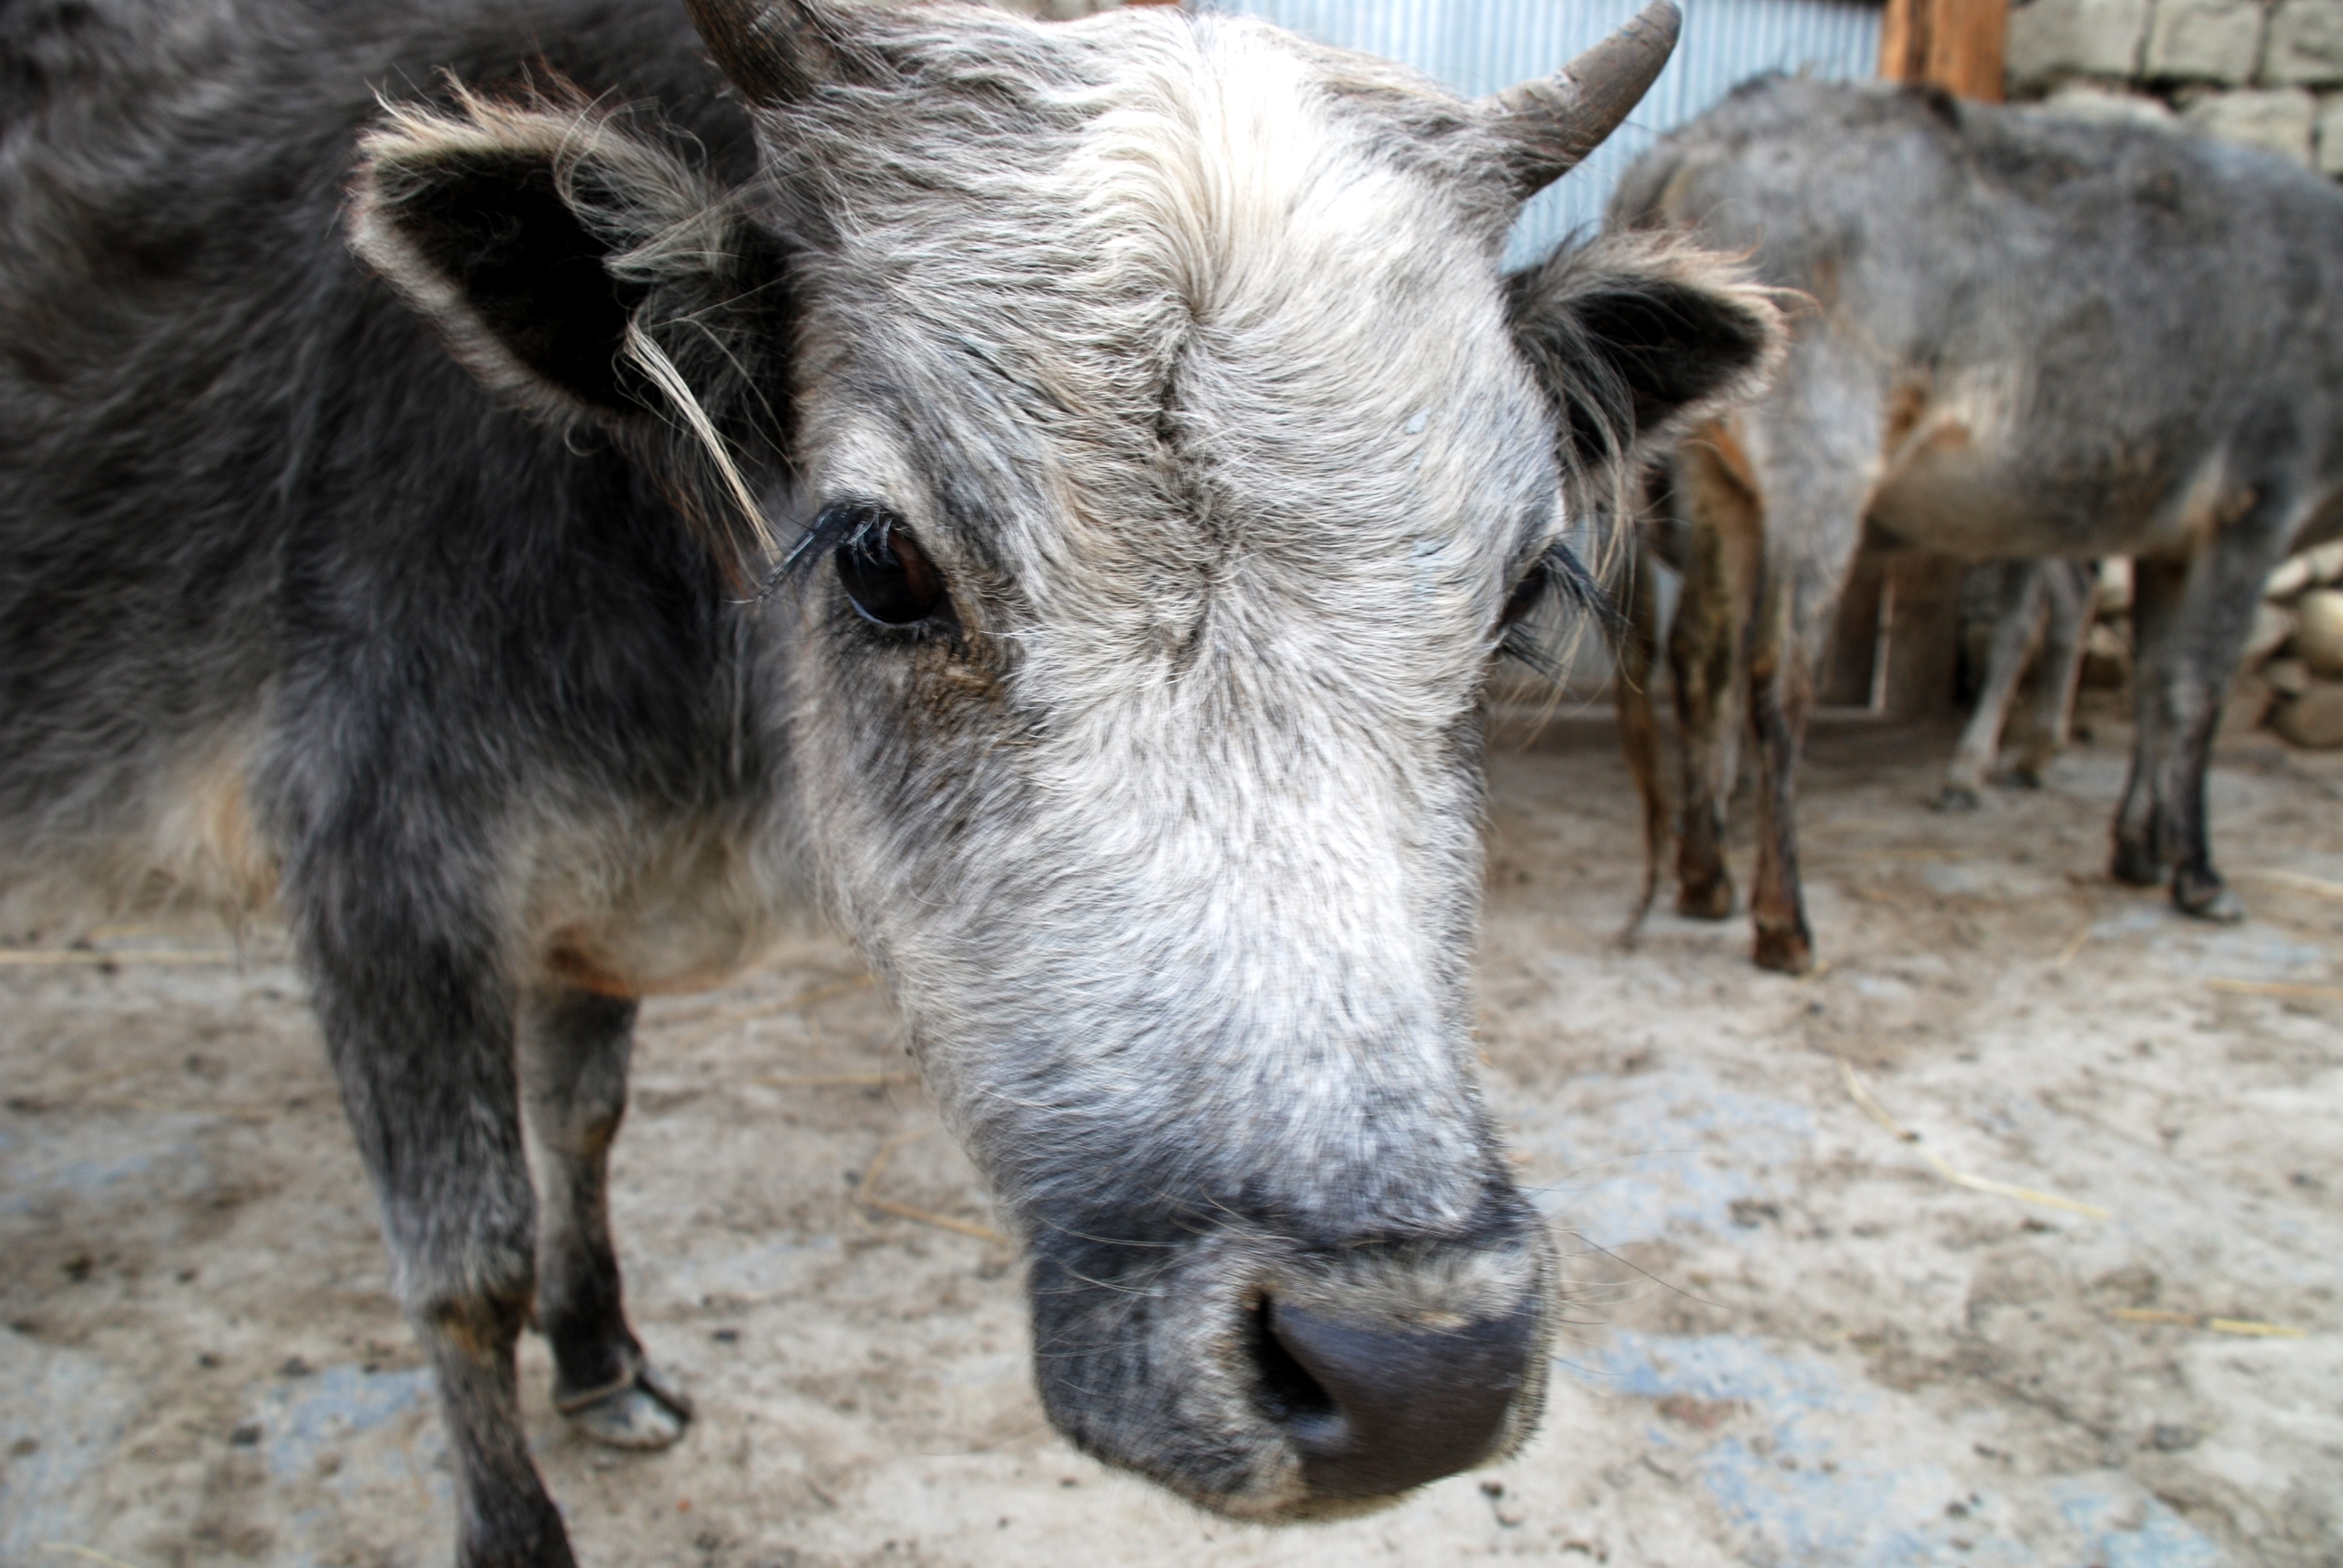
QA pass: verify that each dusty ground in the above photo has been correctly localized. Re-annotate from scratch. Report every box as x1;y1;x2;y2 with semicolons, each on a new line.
4;694;2340;1568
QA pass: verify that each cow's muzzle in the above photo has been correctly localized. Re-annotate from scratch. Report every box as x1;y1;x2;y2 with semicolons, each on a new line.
1025;1191;1555;1519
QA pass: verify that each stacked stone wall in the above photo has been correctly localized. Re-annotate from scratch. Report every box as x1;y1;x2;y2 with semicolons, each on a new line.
2011;0;2343;170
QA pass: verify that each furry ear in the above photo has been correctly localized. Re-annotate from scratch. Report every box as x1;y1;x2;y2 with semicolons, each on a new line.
1507;232;1784;484
350;83;796;561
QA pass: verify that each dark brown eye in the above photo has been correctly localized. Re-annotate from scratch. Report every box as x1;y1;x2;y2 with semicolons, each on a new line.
835;515;947;627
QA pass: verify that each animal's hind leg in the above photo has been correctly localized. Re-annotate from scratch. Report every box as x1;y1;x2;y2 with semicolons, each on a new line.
1745;583;1819;974
1614;518;1671;941
1668;439;1761;921
522;984;692;1449
1745;477;1869;975
301;899;573;1567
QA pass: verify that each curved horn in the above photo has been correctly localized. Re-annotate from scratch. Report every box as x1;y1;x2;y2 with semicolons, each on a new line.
1481;0;1681;200
681;0;876;105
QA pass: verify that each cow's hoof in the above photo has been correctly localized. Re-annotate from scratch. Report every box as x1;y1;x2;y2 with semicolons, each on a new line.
2174;879;2246;925
1752;923;1814;975
1932;783;1982;813
2110;841;2162;887
2007;766;2046;790
558;1360;693;1450
1676;878;1736;921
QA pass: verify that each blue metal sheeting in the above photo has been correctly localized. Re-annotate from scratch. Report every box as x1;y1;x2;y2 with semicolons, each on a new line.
1201;0;1881;263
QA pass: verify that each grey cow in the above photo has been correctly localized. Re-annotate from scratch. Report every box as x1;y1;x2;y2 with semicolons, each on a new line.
0;1;1781;1562
1611;77;2343;973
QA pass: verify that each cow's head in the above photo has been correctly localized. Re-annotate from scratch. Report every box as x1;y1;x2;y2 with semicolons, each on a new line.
352;0;1779;1521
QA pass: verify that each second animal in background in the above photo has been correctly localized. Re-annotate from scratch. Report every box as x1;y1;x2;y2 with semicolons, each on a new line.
1607;77;2343;972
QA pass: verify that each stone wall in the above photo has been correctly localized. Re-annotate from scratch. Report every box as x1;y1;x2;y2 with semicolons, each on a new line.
2010;0;2343;171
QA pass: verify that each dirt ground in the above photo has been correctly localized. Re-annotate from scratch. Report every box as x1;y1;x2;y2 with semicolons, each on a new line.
4;693;2339;1568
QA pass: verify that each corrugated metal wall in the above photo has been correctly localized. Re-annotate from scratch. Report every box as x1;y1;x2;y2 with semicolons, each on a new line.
1201;0;1881;264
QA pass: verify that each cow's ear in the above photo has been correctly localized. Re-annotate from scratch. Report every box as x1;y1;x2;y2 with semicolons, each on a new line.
1507;232;1784;481
350;84;795;560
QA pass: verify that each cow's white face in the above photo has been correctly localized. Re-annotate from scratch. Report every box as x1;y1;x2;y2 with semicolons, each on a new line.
353;0;1780;1520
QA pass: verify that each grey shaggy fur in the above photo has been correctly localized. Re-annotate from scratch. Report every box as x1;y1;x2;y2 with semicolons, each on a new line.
0;2;1781;1562
1613;77;2343;973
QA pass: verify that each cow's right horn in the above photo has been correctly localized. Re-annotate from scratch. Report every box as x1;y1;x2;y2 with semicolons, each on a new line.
681;0;882;105
1480;0;1680;200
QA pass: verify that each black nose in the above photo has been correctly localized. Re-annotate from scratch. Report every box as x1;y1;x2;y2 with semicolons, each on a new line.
1250;1296;1538;1500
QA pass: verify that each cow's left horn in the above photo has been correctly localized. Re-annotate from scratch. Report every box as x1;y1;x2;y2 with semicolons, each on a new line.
681;0;880;105
1480;0;1680;200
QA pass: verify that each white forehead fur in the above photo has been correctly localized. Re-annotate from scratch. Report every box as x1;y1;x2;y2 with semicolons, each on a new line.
789;7;1559;653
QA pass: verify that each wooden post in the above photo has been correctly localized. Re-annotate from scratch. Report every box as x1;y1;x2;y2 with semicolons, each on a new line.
1879;0;2009;102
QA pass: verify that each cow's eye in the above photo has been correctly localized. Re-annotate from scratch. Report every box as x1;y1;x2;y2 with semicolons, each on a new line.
836;518;948;627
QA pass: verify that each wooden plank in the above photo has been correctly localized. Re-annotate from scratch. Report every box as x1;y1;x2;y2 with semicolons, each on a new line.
1816;547;1965;719
1880;550;1967;719
1818;549;1889;710
1879;0;2009;103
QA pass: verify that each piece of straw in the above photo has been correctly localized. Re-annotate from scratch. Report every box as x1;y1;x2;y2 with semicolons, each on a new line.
651;975;878;1043
854;1128;1004;1246
2054;918;2093;970
62;1096;280;1125
860;1195;1004;1244
2206;978;2343;1002
1846;849;1964;864
2240;869;2343;903
2111;1308;2304;1338
0;949;241;967
781;975;874;1011
758;1070;917;1089
42;1546;148;1568
1837;1057;2110;1220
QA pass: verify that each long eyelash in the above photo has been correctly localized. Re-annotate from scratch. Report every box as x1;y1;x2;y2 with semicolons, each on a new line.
1545;540;1626;638
1498;540;1626;678
1498;599;1562;679
759;503;871;598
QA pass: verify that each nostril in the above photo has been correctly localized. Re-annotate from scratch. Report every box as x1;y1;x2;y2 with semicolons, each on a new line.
1244;1300;1338;1432
1251;1295;1537;1501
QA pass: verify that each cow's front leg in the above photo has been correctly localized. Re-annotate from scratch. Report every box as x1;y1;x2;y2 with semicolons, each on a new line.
304;913;572;1568
1938;561;2043;810
521;985;692;1449
2125;498;2293;920
2125;549;2244;918
2112;557;2184;889
2009;561;2092;787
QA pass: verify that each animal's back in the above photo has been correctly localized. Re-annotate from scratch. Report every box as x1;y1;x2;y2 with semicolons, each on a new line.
0;0;754;924
1614;76;2343;556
